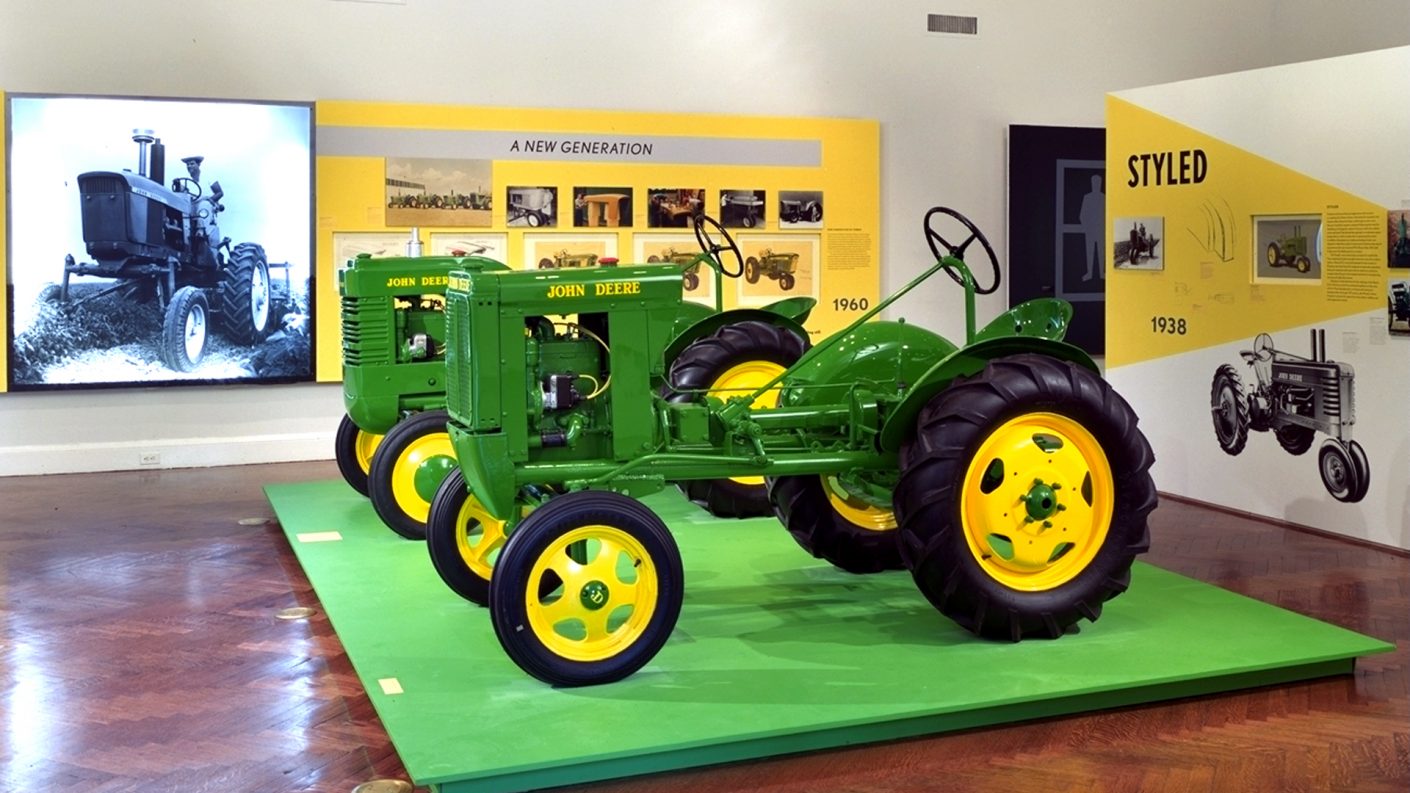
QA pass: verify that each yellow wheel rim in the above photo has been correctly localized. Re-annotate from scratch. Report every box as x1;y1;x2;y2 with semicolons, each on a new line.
708;360;787;486
822;476;896;531
454;493;507;581
355;430;383;476
526;524;658;662
959;412;1113;591
389;431;456;522
1266;244;1278;266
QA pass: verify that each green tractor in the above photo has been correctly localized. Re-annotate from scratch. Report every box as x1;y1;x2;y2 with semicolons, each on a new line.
647;247;704;291
336;248;511;538
425;207;1157;686
1266;226;1312;273
339;221;816;540
745;249;800;290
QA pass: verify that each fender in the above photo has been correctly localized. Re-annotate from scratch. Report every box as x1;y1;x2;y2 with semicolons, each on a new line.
778;320;954;409
877;335;1098;452
662;297;817;365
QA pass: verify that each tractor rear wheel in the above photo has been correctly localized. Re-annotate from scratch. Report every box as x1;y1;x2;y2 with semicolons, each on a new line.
768;473;903;573
426;469;509;605
666;320;808;517
220;243;272;345
744;257;761;283
490;491;683;687
1275;423;1315;455
160;286;209;372
808;203;822;222
368;410;457;540
894;354;1155;641
1210;364;1249;455
335;413;382;497
1266;242;1281;267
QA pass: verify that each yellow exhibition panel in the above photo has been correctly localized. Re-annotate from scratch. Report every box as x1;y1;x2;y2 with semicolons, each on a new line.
314;101;881;382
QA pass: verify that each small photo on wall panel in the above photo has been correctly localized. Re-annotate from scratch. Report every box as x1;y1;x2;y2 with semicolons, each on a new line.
508;186;558;227
778;190;824;228
1389;280;1410;335
1389;210;1410;268
523;233;617;271
647;188;703;228
428;233;509;264
573;187;633;228
333;231;420;272
721;189;766;229
1114;216;1164;271
1253;215;1322;282
385;157;493;227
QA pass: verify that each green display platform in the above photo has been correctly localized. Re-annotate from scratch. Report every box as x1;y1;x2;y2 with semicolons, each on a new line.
266;481;1391;793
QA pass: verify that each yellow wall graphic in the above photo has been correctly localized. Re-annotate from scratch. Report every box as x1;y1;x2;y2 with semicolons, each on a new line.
315;102;881;381
0;90;7;390
1106;97;1385;368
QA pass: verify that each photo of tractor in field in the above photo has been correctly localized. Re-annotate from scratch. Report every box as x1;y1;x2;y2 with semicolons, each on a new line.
40;130;286;374
1266;225;1313;273
1389;281;1410;334
745;249;801;290
1210;330;1369;502
422;207;1156;687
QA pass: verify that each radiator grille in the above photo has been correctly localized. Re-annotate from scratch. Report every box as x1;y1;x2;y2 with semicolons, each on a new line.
340;295;393;366
79;174;126;195
444;290;472;425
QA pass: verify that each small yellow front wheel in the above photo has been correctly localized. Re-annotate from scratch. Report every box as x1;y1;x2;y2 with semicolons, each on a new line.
334;413;383;497
426;469;508;606
490;491;683;687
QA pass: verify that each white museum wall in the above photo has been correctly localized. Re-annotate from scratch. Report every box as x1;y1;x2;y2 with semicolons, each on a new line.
1106;47;1410;548
1;0;1406;475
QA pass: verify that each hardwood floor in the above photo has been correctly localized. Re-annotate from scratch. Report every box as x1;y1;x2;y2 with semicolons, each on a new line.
0;462;1404;792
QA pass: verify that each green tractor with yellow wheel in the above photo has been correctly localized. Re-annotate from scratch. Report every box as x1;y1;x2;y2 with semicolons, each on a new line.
426;206;1157;686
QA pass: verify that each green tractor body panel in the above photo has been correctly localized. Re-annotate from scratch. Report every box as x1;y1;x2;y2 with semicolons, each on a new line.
780;321;956;412
339;253;508;433
877;335;1097;452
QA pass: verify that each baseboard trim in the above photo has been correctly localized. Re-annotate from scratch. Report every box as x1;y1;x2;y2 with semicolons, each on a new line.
0;432;334;477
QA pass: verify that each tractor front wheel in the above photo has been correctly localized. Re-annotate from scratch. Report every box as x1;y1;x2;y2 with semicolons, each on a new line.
683;270;700;291
426;469;509;605
768;474;903;573
1275;423;1315;455
335;413;383;497
220;243;272;345
1210;364;1249;455
1319;439;1369;503
1295;255;1311;273
490;491;683;687
779;272;796;291
368;410;458;539
666;320;808;517
894;354;1156;641
160;286;209;372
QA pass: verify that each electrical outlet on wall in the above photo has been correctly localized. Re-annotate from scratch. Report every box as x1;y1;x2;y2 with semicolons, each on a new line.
139;452;161;466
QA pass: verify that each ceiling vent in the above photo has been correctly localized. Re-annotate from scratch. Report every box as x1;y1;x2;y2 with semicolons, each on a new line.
927;13;979;37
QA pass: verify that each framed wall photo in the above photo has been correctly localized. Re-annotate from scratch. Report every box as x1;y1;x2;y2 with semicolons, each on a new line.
1252;214;1322;284
6;94;314;390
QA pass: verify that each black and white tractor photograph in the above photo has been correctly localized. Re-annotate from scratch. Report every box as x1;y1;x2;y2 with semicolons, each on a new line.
6;95;313;388
1209;329;1369;502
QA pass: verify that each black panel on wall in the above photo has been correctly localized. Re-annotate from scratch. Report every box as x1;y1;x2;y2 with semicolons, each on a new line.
1008;125;1106;355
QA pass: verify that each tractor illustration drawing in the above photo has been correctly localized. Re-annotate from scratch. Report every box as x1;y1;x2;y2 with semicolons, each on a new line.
422;207;1156;687
745;249;800;290
1266;225;1313;273
647;247;704;290
538;250;609;269
53;130;284;372
1210;330;1368;502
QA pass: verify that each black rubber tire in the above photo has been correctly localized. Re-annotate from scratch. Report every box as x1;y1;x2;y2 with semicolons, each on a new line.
744;257;760;283
894;354;1156;641
160;286;209;372
666;320;808;517
368;410;457;540
683;271;700;291
1267;242;1280;267
335;413;380;497
426;469;500;605
490;491;683;687
220;243;272;345
1318;440;1363;503
527;211;543;227
1347;440;1371;502
808;203;822;222
1210;364;1249;455
767;475;903;573
1275;424;1315;455
1295;255;1311;273
779;272;796;291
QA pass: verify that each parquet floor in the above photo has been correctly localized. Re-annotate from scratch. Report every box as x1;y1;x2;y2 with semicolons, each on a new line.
0;462;1404;792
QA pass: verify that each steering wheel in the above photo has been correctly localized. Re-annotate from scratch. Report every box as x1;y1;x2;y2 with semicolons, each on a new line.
693;213;744;278
1253;333;1275;362
924;206;1001;295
